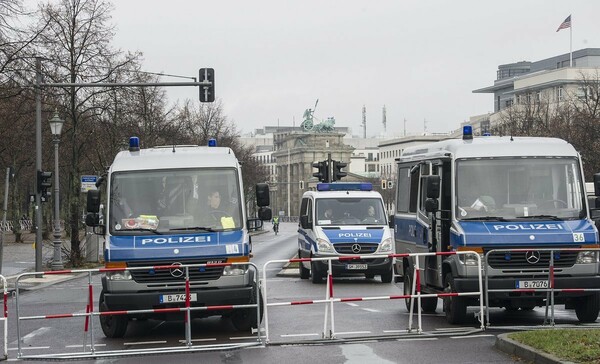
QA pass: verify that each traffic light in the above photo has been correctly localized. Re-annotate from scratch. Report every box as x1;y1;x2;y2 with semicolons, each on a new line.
332;160;347;182
299;180;304;189
312;161;329;182
199;68;215;102
381;179;387;190
37;170;52;197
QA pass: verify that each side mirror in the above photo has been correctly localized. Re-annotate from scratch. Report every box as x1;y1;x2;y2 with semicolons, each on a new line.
425;198;439;213
425;175;440;199
85;213;99;227
594;173;600;197
300;215;312;229
258;207;272;221
87;190;101;213
256;183;270;207
388;214;395;229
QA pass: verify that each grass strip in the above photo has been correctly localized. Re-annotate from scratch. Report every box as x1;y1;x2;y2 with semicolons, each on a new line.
509;329;600;364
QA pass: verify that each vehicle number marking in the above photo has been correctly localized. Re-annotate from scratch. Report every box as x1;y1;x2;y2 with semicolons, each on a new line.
226;244;240;254
573;233;585;243
516;280;548;289
159;293;198;303
347;264;368;270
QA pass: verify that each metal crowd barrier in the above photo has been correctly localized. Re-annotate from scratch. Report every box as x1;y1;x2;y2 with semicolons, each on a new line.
261;251;484;343
0;275;7;361
484;247;600;328
13;263;262;360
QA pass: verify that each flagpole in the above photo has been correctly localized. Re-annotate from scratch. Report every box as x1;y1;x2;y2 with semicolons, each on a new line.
569;15;573;67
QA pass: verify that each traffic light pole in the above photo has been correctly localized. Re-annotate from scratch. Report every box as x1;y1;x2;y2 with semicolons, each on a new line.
35;57;42;275
327;153;332;183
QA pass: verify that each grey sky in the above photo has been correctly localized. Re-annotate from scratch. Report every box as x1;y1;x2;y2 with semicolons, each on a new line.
109;0;600;137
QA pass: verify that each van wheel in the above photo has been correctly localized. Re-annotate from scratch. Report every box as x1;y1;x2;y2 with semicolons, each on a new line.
232;285;264;331
299;252;310;279
575;293;600;323
380;269;393;283
443;273;467;324
311;260;323;283
99;292;128;338
403;270;436;313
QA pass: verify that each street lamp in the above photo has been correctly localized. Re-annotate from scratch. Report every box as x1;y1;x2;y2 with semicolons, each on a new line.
48;110;64;270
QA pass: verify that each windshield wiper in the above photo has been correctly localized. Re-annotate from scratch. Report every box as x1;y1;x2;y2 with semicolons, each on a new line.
461;216;508;221
516;215;563;221
122;228;162;234
169;226;216;232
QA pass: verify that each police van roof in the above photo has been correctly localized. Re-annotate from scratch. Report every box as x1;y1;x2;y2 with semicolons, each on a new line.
111;146;239;172
400;136;577;161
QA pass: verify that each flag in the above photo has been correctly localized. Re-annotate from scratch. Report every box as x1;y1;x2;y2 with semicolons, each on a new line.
556;15;571;32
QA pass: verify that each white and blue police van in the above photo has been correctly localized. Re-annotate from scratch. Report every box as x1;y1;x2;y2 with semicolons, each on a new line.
298;182;394;283
85;137;271;338
393;126;600;324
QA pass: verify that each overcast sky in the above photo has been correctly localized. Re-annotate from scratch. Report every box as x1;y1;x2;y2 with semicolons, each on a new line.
107;0;600;138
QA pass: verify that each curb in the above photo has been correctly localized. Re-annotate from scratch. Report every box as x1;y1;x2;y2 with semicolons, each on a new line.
495;333;574;364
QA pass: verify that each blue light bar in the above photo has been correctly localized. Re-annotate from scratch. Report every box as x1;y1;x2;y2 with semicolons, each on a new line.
317;182;373;191
463;125;473;140
129;136;140;152
208;138;217;147
483;132;491;136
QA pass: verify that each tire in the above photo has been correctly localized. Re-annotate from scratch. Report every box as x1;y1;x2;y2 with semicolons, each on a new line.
380;269;393;283
575;293;600;323
232;286;264;331
443;273;467;324
403;269;437;313
311;260;323;284
99;291;128;338
299;251;310;280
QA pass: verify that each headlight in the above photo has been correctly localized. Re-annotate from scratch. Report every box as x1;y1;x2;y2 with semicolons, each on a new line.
460;253;483;266
576;251;599;264
223;265;247;276
317;238;335;253
106;270;132;281
376;238;393;253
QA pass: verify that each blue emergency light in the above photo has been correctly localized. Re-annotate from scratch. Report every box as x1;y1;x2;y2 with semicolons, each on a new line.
463;125;473;140
317;182;373;191
208;138;217;147
129;136;140;152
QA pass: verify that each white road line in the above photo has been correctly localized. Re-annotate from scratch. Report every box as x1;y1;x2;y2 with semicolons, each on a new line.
383;330;409;333
335;331;372;335
345;303;359;307
280;333;320;338
434;327;475;332
450;334;495;339
400;312;444;317
66;344;107;348
178;338;217;343
229;336;257;340
397;338;438;342
22;327;51;341
8;346;50;350
362;308;380;313
123;340;167;346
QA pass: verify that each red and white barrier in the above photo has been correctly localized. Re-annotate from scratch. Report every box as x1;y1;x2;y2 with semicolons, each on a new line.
261;251;484;342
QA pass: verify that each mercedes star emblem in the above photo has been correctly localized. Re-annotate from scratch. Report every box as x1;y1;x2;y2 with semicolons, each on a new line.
351;244;361;254
525;251;541;264
170;262;185;278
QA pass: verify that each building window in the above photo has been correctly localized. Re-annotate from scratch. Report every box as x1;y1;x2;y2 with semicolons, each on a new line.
557;86;564;102
505;99;513;108
535;91;541;104
526;93;532;104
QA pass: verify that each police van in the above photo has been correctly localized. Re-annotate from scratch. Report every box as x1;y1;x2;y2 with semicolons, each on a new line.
298;182;394;283
85;137;271;337
393;126;600;324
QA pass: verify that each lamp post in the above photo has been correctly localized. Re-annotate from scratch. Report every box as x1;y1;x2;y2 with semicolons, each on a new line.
49;111;64;270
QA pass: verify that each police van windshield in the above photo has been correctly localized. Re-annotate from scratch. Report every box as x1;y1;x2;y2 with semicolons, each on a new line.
316;198;386;226
109;168;242;234
455;157;585;221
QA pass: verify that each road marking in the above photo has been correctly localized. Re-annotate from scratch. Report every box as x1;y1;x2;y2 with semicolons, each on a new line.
336;331;372;335
397;338;438;342
400;312;444;317
178;338;217;343
8;346;50;350
229;336;257;340
22;327;51;341
383;330;409;333
66;344;107;348
280;333;320;338
362;308;380;313
450;334;494;339
345;303;359;307
434;327;474;331
123;340;167;346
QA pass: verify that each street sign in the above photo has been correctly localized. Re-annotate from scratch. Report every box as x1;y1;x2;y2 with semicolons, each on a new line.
81;175;98;193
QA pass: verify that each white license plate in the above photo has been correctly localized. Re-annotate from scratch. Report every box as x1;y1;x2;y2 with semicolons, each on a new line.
516;280;548;289
347;264;368;270
159;293;197;303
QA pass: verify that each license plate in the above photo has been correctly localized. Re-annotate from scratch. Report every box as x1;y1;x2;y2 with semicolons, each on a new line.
159;293;197;303
347;264;368;270
516;280;548;289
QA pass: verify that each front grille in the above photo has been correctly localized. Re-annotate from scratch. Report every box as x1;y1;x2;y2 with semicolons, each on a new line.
127;259;224;283
486;250;578;269
334;243;379;254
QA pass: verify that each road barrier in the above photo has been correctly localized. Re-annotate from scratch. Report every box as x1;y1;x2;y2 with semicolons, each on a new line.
13;263;262;360
0;275;7;361
261;251;484;343
484;247;600;328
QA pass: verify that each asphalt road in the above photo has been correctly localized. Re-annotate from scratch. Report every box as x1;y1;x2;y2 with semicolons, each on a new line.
3;222;596;363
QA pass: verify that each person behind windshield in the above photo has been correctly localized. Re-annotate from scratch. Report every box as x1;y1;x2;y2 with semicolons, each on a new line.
202;189;234;228
322;207;334;220
363;205;379;223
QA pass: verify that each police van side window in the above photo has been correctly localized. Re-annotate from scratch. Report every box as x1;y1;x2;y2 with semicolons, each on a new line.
408;165;420;213
396;166;410;212
307;199;313;224
300;198;308;218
